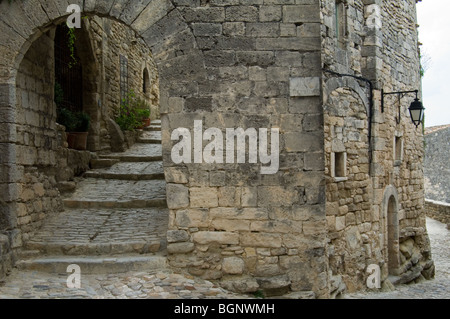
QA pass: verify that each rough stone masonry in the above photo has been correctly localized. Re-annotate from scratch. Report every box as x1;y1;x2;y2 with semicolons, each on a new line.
0;0;433;298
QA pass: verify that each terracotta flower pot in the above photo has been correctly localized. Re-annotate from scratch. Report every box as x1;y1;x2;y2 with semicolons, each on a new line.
67;132;88;150
139;118;151;129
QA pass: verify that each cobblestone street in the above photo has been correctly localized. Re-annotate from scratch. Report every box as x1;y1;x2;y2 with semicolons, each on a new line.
0;217;448;299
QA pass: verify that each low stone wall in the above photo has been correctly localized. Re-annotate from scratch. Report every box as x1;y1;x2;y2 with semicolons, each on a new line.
425;199;450;228
0;233;12;280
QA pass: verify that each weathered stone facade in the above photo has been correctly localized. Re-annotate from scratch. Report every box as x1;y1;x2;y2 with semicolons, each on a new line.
0;0;433;298
321;0;433;294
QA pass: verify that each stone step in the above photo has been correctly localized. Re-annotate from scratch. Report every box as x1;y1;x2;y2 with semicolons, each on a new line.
90;158;120;169
63;179;167;209
98;143;162;163
98;154;163;163
137;139;161;144
84;162;164;181
25;240;165;256
23;207;169;253
63;198;167;209
144;125;161;132
84;171;165;181
16;255;167;274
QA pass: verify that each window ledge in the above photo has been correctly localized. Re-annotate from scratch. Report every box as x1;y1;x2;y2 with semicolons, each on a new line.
334;177;348;182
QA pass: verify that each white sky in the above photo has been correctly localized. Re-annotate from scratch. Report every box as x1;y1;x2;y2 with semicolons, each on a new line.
417;0;450;127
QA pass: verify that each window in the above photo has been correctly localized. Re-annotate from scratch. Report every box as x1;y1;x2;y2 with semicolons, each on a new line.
143;68;150;95
394;135;403;165
120;55;128;104
335;0;347;49
332;152;347;179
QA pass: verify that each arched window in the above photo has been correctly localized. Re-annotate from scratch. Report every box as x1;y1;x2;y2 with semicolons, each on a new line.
387;195;400;274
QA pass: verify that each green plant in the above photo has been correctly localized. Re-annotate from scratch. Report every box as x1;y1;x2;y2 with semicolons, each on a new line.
67;26;77;68
115;91;151;131
253;290;265;299
57;108;90;132
54;82;64;107
57;108;76;132
135;108;150;121
74;111;91;132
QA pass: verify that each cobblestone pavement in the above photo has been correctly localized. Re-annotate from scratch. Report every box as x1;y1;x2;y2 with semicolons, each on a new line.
0;270;248;299
0;218;447;299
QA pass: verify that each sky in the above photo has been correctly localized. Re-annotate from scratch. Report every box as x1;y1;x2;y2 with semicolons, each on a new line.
416;0;450;127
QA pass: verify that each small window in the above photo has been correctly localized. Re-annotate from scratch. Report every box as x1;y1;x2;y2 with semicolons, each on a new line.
394;136;403;165
332;152;347;179
143;68;150;95
335;0;347;49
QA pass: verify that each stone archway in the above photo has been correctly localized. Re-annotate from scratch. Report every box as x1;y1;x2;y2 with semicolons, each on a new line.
387;195;400;273
0;0;204;270
381;185;400;275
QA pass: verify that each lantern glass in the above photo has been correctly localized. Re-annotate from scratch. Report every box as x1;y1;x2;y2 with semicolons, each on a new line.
408;99;424;127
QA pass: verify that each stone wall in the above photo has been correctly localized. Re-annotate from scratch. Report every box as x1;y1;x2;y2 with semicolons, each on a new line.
425;200;450;228
424;126;450;203
14;30;64;246
163;0;328;298
321;0;433;293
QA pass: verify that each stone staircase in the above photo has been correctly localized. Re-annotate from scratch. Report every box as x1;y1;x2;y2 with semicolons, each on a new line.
17;120;170;274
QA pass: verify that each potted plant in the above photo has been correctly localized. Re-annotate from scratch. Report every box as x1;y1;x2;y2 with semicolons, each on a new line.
69;111;91;150
115;91;152;131
136;107;151;129
57;108;91;150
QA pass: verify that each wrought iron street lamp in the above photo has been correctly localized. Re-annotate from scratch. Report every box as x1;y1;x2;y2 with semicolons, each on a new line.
381;89;425;127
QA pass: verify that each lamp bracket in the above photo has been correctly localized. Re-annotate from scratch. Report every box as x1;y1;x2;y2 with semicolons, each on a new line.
381;89;419;113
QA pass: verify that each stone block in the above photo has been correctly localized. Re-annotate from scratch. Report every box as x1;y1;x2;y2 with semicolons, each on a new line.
283;5;320;23
204;50;236;67
222;257;245;275
175;209;209;228
260;6;282;22
225;6;258;22
241;187;257;207
164;167;188;184
240;233;282;248
192;23;222;36
257;186;299;207
212;219;250;232
210;207;268;220
302;220;327;235
222;22;245;36
246;23;280;37
218;187;240;207
257;274;290;289
284;132;323;153
166;184;189;209
193;231;239;245
167;230;190;243
190;187;218;208
181;7;225;22
236;51;275;67
290;77;321;97
167;242;195;254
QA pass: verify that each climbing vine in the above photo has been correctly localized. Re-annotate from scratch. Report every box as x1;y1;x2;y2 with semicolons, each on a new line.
67;26;77;68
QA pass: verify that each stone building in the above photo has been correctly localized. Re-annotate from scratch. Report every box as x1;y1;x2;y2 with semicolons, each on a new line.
0;0;433;298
